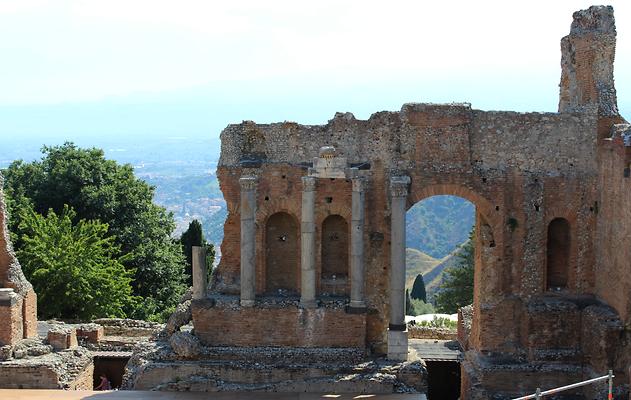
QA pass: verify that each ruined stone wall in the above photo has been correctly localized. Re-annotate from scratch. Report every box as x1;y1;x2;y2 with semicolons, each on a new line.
215;104;602;352
0;174;37;344
193;300;365;348
0;294;22;347
596;135;631;322
210;5;630;397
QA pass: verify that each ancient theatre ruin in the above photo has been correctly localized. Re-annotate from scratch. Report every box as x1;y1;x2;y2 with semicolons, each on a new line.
186;5;630;398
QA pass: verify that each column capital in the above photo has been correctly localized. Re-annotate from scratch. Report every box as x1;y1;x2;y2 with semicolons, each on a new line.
239;176;258;191
351;176;366;192
302;175;317;191
389;176;410;197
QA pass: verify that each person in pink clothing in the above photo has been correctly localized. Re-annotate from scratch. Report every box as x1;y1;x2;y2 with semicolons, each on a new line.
95;373;111;391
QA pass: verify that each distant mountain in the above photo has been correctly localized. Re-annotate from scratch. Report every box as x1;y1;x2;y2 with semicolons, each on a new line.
405;243;467;302
406;195;474;259
405;248;439;289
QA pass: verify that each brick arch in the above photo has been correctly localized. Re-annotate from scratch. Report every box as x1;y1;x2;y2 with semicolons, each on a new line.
315;204;351;227
543;206;578;292
407;183;502;236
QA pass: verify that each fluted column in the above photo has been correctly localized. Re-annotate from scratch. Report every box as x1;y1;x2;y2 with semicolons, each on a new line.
349;176;366;309
240;176;257;307
300;176;317;308
388;176;410;360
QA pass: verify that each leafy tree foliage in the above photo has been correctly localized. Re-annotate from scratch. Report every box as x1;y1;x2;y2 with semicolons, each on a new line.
179;219;215;285
3;143;187;320
16;205;135;320
434;229;475;314
410;274;427;302
410;299;435;315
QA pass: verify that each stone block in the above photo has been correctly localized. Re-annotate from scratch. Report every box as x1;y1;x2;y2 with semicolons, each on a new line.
47;327;78;350
0;288;23;347
387;329;408;361
76;324;104;344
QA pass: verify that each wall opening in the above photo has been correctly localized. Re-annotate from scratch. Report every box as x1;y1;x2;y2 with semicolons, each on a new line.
546;217;570;289
320;214;349;296
93;355;130;390
405;195;475;314
426;360;461;400
265;212;299;294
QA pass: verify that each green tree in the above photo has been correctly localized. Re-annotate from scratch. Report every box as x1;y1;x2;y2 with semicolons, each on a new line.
3;143;187;320
16;205;136;320
434;229;475;313
179;219;215;285
410;274;427;302
410;299;435;315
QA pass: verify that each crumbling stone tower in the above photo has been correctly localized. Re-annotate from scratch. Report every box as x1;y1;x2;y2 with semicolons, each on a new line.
192;5;630;399
0;173;37;347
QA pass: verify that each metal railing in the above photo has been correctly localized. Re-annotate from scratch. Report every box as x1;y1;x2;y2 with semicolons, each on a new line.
511;370;614;400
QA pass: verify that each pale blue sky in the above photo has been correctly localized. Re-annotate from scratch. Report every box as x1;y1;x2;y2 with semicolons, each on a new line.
0;0;629;140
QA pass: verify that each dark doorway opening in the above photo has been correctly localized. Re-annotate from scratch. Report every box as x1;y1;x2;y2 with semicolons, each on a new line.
426;360;461;400
93;356;130;389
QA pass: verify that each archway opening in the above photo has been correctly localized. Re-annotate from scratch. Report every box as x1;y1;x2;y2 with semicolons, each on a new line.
405;195;475;316
405;194;478;400
265;212;299;294
320;214;349;296
546;217;570;290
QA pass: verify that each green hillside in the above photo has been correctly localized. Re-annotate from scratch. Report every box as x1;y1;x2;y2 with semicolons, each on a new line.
405;243;467;302
406;195;474;258
405;248;439;289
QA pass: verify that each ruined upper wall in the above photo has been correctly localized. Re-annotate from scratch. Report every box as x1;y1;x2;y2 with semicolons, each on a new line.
559;5;618;116
218;105;599;176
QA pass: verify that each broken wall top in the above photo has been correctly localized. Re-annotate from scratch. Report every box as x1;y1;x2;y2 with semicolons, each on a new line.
0;172;33;296
218;104;599;176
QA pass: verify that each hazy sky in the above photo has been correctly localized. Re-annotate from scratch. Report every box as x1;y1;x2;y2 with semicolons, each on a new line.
0;0;629;139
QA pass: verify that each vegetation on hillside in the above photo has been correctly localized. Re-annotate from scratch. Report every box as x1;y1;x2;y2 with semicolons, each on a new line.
434;229;475;313
406;195;474;258
3;143;188;321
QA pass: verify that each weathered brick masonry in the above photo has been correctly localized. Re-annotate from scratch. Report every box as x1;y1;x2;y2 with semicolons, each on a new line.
0;174;37;347
199;6;631;398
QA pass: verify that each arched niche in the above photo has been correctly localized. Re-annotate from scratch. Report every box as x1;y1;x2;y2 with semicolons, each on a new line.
265;212;299;294
546;217;570;289
320;214;349;296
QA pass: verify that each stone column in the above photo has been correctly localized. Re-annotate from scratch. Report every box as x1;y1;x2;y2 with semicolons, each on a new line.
240;176;257;307
300;176;317;308
388;176;410;360
349;176;366;309
192;245;207;300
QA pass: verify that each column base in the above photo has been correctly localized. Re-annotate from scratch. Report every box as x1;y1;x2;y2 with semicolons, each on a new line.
300;299;317;309
387;329;409;361
346;304;367;314
349;300;366;309
240;299;255;307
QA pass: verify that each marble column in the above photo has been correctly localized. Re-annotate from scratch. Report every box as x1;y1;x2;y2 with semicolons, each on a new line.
388;176;410;360
349;176;366;309
240;176;257;307
192;246;207;300
300;176;317;308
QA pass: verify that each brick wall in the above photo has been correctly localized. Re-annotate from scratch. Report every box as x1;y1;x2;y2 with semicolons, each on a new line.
0;365;61;389
0;295;23;346
192;301;366;348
